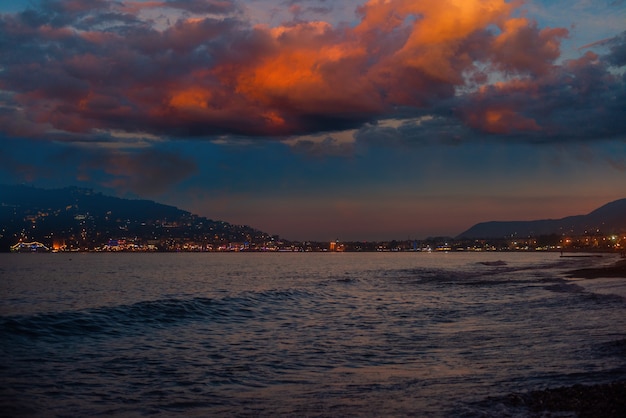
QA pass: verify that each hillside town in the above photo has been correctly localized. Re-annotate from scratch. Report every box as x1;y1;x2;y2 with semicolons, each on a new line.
2;185;625;254
8;232;626;254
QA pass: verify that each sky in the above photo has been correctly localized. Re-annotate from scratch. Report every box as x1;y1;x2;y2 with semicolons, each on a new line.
0;0;625;241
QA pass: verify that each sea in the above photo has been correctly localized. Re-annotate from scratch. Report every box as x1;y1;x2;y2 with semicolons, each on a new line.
1;252;625;417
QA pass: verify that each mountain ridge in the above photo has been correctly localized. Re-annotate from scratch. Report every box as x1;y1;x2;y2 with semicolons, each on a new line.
2;184;625;249
457;198;626;239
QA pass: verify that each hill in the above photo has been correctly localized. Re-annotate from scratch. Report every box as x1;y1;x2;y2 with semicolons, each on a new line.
457;198;626;239
0;184;273;251
1;184;187;220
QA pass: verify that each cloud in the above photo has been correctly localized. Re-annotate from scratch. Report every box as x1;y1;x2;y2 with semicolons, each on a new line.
120;0;239;15
88;148;199;195
457;49;626;142
285;130;357;157
0;133;198;195
162;0;239;14
606;31;626;66
68;145;199;195
0;144;41;182
0;0;624;148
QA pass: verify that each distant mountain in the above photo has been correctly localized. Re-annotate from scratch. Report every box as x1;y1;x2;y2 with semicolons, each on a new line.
457;198;626;239
0;184;273;251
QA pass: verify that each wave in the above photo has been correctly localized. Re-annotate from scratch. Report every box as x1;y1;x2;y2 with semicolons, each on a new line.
0;288;315;342
389;258;574;287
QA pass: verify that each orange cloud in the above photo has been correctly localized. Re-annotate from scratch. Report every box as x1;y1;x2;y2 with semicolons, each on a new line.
460;79;542;134
169;88;212;109
0;0;590;140
212;0;527;128
357;0;517;82
230;22;369;109
492;18;568;75
468;107;541;134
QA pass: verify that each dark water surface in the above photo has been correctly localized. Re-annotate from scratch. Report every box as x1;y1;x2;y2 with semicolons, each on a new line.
1;252;625;416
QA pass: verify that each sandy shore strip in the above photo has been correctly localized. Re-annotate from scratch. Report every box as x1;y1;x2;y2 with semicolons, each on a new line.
502;380;626;418
488;258;626;417
565;259;626;279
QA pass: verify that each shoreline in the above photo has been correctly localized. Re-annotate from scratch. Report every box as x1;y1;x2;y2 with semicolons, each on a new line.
502;380;626;418
565;259;626;279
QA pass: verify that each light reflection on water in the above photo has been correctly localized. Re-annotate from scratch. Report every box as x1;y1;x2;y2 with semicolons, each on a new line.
0;252;625;416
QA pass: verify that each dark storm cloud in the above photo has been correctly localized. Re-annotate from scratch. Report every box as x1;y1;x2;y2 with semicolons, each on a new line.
0;0;624;146
0;130;199;195
164;0;239;14
0;141;41;182
289;135;356;157
86;148;199;195
71;146;199;195
456;50;626;142
282;0;333;18
354;115;471;147
17;0;117;29
605;31;626;66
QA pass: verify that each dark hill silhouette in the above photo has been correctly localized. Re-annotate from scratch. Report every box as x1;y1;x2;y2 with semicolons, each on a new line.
457;198;626;239
0;184;272;251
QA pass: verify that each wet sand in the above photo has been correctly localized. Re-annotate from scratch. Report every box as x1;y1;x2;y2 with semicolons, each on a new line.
503;380;626;418
566;259;626;279
493;337;626;417
500;259;626;417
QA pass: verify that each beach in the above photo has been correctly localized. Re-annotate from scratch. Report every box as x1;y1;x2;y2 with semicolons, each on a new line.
566;258;626;279
505;257;626;417
500;380;626;417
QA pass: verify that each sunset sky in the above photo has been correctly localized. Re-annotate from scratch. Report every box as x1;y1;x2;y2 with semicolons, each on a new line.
1;0;625;241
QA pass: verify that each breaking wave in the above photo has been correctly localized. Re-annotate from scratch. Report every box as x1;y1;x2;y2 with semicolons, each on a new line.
1;289;316;342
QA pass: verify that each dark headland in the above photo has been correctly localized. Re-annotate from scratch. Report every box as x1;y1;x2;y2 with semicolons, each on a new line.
500;380;626;417
565;258;626;279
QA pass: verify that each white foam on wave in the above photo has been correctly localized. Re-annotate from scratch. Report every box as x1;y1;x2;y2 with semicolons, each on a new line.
574;277;626;300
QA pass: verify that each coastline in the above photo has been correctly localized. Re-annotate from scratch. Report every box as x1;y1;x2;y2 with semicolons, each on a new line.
531;258;626;418
502;380;626;418
565;259;626;279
